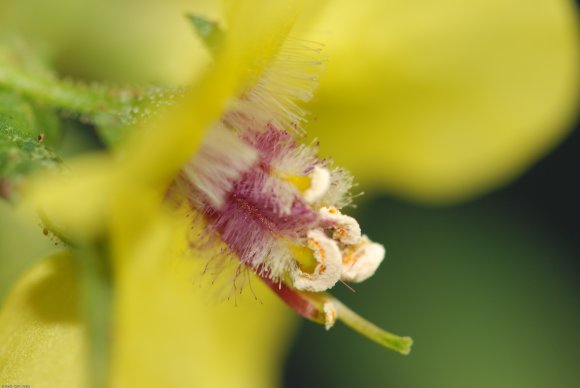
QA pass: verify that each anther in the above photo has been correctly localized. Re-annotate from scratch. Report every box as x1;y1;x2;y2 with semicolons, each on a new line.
291;229;342;292
319;206;362;245
303;165;330;204
323;301;337;330
341;236;385;283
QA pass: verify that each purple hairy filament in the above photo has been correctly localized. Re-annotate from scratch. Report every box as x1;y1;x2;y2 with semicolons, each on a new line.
203;184;317;270
181;117;384;294
183;124;318;280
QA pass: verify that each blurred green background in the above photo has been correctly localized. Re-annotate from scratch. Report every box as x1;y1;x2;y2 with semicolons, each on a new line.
285;124;580;387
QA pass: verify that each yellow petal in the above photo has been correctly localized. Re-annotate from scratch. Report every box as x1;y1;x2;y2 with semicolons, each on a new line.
311;0;579;203
8;3;317;387
0;201;58;301
106;4;312;382
24;155;119;241
123;0;310;187
0;251;88;387
0;226;297;388
108;207;297;388
0;0;220;85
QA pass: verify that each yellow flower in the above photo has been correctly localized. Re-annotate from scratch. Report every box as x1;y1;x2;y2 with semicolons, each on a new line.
0;0;578;387
5;1;409;386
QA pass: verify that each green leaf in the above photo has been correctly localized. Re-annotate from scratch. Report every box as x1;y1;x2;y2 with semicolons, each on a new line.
0;40;180;148
0;88;62;145
0;89;61;202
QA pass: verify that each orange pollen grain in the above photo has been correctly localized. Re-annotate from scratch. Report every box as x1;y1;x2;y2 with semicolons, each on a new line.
309;238;327;274
342;250;357;266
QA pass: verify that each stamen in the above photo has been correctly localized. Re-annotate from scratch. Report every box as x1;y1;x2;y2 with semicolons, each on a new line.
341;237;385;283
182;124;257;208
319;206;362;245
291;229;342;292
323;301;337;330
303;165;330;204
289;243;318;273
282;173;311;193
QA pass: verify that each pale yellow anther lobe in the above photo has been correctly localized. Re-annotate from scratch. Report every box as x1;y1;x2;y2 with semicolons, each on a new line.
303;166;330;204
291;229;342;292
319;206;361;245
341;236;385;283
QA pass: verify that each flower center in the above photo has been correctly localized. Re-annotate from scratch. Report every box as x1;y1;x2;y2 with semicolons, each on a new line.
181;124;384;292
177;36;384;293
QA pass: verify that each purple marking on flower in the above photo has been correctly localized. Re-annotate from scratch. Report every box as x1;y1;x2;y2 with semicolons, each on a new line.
200;128;319;268
244;124;296;166
243;124;322;176
181;122;362;283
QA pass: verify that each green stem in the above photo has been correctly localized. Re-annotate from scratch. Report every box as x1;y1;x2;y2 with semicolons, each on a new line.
0;63;131;118
0;46;180;146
